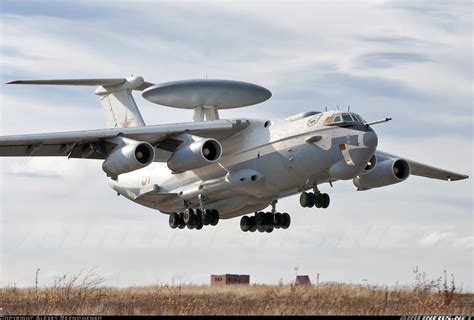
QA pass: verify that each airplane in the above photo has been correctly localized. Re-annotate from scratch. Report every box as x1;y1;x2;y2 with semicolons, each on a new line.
0;75;469;233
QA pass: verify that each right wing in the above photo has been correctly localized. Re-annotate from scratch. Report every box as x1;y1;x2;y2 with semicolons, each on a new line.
0;119;250;160
376;150;468;181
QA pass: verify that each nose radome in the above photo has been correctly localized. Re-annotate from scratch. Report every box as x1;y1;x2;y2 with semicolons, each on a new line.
363;131;378;148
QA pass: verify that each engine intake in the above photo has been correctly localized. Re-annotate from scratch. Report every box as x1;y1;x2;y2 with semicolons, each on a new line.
353;158;410;190
102;138;155;177
168;135;222;173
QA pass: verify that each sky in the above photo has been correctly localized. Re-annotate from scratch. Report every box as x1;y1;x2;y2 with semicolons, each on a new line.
0;0;472;290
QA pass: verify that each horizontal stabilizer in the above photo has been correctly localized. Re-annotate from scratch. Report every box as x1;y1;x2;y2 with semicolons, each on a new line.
6;77;154;91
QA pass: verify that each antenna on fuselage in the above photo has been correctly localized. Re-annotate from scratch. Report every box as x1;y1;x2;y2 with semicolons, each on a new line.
337;105;339;110
347;105;350;111
325;107;328;112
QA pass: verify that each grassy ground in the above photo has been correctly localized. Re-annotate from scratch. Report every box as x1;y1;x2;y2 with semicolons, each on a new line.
1;283;473;315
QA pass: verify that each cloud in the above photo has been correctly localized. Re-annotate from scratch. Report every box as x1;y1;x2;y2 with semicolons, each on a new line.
357;52;434;69
418;232;454;247
359;36;442;48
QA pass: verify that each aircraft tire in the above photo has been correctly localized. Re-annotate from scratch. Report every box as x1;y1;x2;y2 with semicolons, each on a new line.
210;209;220;226
265;225;274;233
299;192;311;207
255;211;265;227
314;193;324;208
240;216;251;232
274;212;283;228
169;212;180;229
177;212;185;228
307;193;315;208
187;222;195;229
195;222;203;230
183;208;195;224
203;209;213;225
282;213;291;229
264;212;274;230
195;209;203;225
249;216;257;232
322;193;330;209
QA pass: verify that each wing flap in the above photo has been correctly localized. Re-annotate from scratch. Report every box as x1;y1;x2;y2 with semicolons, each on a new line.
376;150;468;181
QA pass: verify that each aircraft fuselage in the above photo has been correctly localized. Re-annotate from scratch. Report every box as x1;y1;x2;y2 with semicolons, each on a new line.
110;111;378;219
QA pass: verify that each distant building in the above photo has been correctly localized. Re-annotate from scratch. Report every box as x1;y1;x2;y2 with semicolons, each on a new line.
295;275;311;285
211;274;250;286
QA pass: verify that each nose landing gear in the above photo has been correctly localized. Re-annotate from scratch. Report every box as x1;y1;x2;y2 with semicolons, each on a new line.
300;187;330;209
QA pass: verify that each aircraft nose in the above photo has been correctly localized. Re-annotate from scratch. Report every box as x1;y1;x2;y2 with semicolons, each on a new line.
363;131;378;148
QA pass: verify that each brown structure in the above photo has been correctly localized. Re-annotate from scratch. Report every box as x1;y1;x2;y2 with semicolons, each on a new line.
211;274;250;286
295;275;311;285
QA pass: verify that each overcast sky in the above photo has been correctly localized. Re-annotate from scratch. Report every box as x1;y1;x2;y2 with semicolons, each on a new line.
1;0;472;290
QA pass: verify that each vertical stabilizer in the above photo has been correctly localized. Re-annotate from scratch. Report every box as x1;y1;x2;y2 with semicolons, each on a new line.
95;75;146;128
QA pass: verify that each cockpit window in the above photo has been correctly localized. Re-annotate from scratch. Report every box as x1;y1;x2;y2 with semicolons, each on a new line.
325;112;365;125
342;113;353;122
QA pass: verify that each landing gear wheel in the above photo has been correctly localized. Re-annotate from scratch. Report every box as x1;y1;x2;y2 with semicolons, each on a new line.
322;193;330;209
195;222;203;230
240;216;251;232
264;212;274;231
187;222;195;229
195;209;203;225
169;212;179;229
178;212;185;229
255;212;266;232
249;216;257;232
314;193;325;208
300;192;313;207
203;209;213;225
210;209;220;226
282;212;291;229
183;208;195;224
274;212;283;229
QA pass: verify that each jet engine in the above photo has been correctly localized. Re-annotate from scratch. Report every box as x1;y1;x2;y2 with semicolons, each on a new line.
353;157;410;190
102;139;155;177
167;135;222;173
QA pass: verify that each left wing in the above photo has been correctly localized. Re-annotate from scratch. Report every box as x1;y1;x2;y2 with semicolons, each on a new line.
376;150;468;181
0;119;250;159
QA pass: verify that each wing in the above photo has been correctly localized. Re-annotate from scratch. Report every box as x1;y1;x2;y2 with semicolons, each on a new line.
376;150;468;181
0;119;250;160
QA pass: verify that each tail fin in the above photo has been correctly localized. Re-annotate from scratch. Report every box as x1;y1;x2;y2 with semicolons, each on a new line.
6;75;154;128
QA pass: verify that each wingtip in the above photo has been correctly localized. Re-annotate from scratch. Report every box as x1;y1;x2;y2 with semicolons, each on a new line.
6;80;22;84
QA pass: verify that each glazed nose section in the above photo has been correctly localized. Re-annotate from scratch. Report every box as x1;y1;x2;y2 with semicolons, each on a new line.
363;131;378;149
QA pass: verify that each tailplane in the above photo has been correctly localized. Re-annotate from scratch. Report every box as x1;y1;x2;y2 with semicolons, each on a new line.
6;75;154;128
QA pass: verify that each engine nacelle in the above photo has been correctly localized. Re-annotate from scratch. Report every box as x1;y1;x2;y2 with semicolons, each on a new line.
167;135;222;173
353;158;410;190
102;139;155;177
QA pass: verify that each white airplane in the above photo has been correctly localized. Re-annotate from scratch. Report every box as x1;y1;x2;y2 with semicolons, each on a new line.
1;75;468;233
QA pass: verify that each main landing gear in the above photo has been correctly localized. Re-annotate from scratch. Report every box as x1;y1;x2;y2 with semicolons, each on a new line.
299;190;330;209
169;208;220;230
240;200;290;233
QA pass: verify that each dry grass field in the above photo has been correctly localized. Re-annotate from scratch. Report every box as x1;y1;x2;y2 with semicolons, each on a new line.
1;269;473;316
